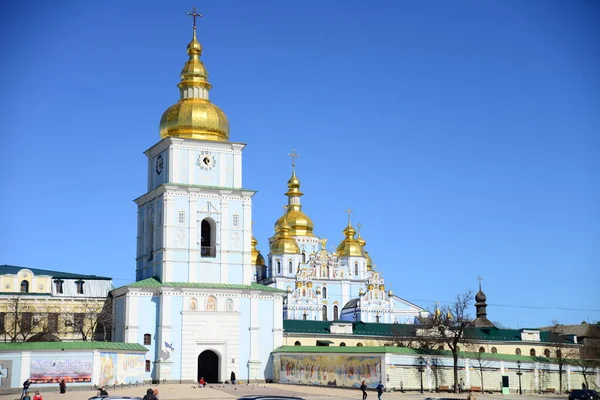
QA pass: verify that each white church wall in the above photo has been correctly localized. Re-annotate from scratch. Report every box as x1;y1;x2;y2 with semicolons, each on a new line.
259;299;275;379
238;297;251;380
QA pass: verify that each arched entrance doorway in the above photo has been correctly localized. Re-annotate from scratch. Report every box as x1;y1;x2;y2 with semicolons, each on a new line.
198;350;219;383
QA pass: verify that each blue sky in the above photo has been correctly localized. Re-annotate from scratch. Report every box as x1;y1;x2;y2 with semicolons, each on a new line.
0;0;598;329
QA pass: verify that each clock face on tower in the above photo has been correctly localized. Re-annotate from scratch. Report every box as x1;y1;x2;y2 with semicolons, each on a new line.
156;155;164;175
197;151;216;171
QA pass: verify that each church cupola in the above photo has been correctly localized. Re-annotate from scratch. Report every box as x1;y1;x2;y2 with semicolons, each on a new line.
473;278;495;328
274;150;315;237
159;9;230;141
270;213;301;254
336;211;365;257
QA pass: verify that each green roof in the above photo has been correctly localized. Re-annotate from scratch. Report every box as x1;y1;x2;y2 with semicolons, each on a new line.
283;320;575;344
0;265;112;280
122;277;285;292
0;342;147;352
273;346;558;363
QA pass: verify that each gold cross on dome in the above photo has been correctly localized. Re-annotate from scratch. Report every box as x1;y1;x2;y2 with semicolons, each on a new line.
187;7;203;29
346;208;352;224
288;149;300;171
477;275;483;289
357;222;362;234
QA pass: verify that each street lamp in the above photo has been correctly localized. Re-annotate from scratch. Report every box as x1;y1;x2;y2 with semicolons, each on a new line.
417;356;425;394
516;360;523;395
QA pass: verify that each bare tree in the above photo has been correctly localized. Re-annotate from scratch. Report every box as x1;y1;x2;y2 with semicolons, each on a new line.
547;321;579;393
467;345;492;393
72;298;112;341
570;358;598;390
422;290;475;393
1;295;46;342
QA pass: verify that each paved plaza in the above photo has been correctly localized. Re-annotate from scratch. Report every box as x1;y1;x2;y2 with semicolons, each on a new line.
0;383;567;400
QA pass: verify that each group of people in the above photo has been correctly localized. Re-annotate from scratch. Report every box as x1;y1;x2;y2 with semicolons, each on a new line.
360;381;385;400
21;379;42;400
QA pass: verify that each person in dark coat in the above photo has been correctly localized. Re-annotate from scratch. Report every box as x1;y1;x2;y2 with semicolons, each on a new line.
142;388;157;400
360;381;368;400
231;371;236;385
22;379;31;398
59;379;66;394
98;387;109;396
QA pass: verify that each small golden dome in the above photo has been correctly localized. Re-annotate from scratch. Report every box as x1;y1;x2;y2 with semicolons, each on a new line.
365;252;373;270
368;284;374;291
159;27;230;141
378;284;385;291
295;281;302;288
270;217;300;254
273;167;315;237
251;236;266;266
307;281;313;288
336;223;365;257
388;290;393;297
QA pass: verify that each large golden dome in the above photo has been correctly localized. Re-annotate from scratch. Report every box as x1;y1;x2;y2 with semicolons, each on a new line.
270;217;300;254
336;223;365;257
159;27;229;141
251;236;266;266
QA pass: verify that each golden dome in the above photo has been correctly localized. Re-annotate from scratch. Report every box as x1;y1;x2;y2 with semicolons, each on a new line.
251;236;266;266
307;281;313;288
274;170;315;237
159;27;229;141
336;223;365;257
270;217;300;254
378;284;385;291
356;229;373;269
295;281;302;288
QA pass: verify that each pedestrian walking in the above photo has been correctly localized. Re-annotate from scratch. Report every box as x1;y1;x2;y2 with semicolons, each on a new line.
376;382;384;400
59;379;66;394
231;371;236;385
360;380;368;400
22;378;31;398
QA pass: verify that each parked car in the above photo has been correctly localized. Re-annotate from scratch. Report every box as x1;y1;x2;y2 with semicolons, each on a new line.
88;397;143;400
568;390;599;400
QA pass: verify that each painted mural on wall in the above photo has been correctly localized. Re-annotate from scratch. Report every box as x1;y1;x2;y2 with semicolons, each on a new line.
99;353;145;387
277;354;382;388
30;357;92;383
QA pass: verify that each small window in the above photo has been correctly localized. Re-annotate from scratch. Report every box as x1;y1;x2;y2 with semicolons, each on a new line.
302;313;307;320
302;252;306;263
294;341;301;346
333;305;339;320
277;261;281;274
20;280;29;293
145;360;151;372
0;312;5;334
354;263;358;276
491;347;497;354
479;347;485;353
178;211;185;224
75;280;85;294
144;333;151;345
74;313;84;330
48;313;58;333
544;349;550;357
340;342;346;347
556;350;562;358
530;348;536;356
357;342;363;347
515;348;521;355
375;315;380;323
232;214;239;227
54;280;64;294
438;345;444;350
322;305;327;321
21;312;33;332
288;261;293;274
322;287;327;299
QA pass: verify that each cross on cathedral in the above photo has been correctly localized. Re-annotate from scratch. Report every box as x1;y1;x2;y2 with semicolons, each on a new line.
288;149;300;171
187;7;203;29
357;222;362;234
477;275;484;289
346;208;352;223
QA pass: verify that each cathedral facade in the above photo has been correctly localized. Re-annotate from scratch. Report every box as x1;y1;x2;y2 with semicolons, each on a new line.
112;17;424;384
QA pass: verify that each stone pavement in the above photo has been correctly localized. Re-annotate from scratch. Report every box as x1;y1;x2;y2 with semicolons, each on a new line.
0;383;567;400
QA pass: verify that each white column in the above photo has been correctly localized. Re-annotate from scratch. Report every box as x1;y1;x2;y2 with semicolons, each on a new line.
92;350;101;386
189;198;198;282
20;352;31;384
220;197;229;283
465;359;471;387
272;295;284;348
125;293;139;343
248;295;261;379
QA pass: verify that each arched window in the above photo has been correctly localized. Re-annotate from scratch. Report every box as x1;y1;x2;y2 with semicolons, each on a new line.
277;261;281;274
302;252;306;263
544;349;550;357
357;343;363;347
354;263;359;276
333;305;339;320
144;333;151;345
322;287;327;298
20;280;29;293
530;348;536;356
556;350;562;358
288;261;293;274
515;348;521;355
479;347;485;353
322;305;327;321
438;345;445;350
375;315;380;323
340;342;346;347
491;347;497;354
201;218;216;257
226;299;234;312
294;341;301;346
302;313;307;320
